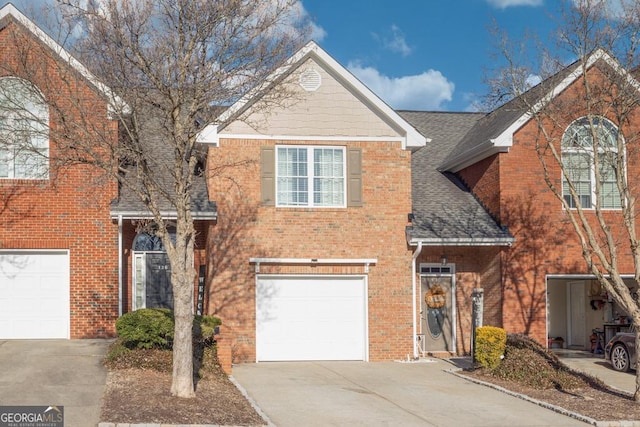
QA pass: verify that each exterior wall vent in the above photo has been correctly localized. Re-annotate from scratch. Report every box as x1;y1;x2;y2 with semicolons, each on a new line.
299;68;321;91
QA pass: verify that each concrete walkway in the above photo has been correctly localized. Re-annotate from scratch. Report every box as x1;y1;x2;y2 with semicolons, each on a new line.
0;339;110;427
232;359;589;427
556;349;636;394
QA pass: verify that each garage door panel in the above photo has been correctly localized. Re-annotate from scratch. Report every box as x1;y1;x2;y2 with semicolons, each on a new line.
256;276;366;361
0;251;70;339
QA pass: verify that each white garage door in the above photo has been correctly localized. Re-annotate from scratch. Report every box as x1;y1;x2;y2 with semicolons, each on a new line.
0;251;70;339
256;276;367;361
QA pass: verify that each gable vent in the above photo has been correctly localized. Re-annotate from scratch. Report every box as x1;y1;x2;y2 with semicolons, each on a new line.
299;68;321;91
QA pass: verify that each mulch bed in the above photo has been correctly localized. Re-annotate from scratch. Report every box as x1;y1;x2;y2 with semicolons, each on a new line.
461;369;640;422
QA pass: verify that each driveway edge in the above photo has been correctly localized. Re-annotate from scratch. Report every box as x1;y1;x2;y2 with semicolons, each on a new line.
447;368;640;427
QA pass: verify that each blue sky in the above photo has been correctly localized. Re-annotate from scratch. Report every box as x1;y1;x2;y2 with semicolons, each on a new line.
0;0;600;112
301;0;564;112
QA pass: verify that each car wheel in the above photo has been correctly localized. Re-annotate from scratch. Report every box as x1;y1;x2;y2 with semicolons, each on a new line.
611;344;631;372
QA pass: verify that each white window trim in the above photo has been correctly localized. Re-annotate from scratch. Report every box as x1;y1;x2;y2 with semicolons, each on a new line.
561;117;625;211
275;145;347;208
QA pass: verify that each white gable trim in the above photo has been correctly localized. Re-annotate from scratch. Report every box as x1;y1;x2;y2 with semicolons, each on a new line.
215;133;407;143
443;49;640;172
0;4;128;117
197;41;426;151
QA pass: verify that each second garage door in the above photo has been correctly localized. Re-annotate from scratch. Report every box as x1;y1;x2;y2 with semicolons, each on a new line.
0;251;70;339
256;275;367;361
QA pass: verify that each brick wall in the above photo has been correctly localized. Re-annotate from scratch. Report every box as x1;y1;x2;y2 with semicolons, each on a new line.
417;247;503;355
456;66;640;346
206;139;414;362
0;21;120;337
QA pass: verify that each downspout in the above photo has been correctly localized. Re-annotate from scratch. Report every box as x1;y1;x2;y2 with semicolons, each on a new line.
411;241;423;359
118;215;123;317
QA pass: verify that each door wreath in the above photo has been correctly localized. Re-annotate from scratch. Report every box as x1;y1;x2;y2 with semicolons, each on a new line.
425;285;446;309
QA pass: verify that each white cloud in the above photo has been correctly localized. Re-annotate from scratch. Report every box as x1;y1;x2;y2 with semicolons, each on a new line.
485;0;544;8
348;63;454;110
570;0;635;20
373;25;412;57
291;1;326;41
525;73;542;87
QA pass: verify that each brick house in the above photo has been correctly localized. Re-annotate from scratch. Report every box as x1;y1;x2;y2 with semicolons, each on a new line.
2;3;636;363
404;49;640;355
200;42;426;362
0;4;121;339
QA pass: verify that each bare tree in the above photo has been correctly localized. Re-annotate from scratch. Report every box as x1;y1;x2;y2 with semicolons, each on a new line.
10;0;310;398
487;0;640;400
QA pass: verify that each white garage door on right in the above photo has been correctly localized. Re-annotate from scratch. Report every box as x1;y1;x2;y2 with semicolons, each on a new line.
256;276;367;362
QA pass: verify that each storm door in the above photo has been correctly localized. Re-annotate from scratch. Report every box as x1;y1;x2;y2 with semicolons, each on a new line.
420;269;455;353
132;232;173;310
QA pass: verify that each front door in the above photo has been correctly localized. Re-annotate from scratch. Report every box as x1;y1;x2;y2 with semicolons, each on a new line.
133;252;173;310
421;274;454;352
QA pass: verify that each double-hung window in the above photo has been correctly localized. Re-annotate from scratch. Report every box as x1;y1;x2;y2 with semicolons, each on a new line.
276;146;346;207
0;77;49;179
562;116;622;209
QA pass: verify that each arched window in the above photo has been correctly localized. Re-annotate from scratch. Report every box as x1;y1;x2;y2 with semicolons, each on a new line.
0;77;49;179
562;116;621;209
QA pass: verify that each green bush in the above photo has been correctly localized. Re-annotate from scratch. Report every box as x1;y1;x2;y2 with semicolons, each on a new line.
115;308;175;349
474;326;507;370
193;314;222;342
115;309;223;350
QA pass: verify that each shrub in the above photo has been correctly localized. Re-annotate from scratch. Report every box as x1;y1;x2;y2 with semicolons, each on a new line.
115;308;175;349
490;333;596;390
474;326;507;370
193;314;222;342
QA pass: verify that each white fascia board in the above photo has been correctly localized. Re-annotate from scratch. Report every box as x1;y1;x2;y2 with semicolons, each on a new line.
249;257;377;264
0;4;129;117
216;133;406;143
444;49;639;173
213;41;426;151
439;140;510;173
110;210;217;220
408;237;514;247
490;49;640;148
196;123;219;146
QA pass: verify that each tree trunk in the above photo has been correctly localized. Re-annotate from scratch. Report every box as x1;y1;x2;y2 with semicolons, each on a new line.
169;237;196;398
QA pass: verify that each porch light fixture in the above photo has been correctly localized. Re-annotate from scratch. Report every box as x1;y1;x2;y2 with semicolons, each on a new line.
441;256;447;265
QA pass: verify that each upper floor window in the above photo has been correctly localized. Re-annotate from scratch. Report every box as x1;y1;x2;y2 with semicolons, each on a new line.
276;146;346;207
0;77;49;179
562;116;621;209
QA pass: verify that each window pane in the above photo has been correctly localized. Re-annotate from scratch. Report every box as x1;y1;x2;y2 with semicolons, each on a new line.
599;158;621;208
313;148;344;207
0;78;49;180
277;147;309;206
563;153;592;208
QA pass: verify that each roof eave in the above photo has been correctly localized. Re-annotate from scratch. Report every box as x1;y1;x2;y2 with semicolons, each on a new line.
407;236;515;247
0;4;130;117
110;210;217;220
439;139;510;173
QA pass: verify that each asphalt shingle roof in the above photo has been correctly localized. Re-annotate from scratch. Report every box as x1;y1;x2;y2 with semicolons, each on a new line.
400;110;512;244
110;113;217;220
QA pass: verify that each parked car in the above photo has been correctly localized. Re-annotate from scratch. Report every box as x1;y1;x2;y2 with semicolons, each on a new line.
605;332;637;372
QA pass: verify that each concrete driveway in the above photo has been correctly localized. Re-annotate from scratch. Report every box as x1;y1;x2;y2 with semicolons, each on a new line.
557;350;636;394
0;339;110;427
232;359;588;427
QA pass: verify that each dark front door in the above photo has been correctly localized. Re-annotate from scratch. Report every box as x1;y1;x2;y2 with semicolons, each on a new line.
145;253;173;310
